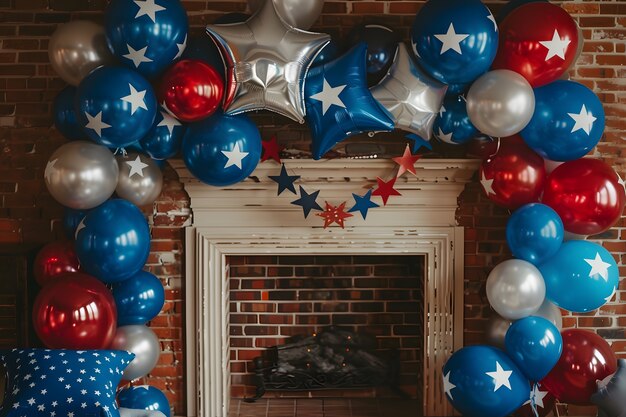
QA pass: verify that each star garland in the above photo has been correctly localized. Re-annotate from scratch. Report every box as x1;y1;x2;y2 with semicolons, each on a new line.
263;135;431;229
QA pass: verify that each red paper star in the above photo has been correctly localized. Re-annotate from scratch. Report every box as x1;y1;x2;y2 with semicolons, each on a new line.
372;177;402;205
317;201;353;229
261;135;283;163
393;144;421;177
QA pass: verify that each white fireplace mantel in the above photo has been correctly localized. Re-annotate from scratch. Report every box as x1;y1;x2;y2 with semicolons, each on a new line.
172;158;480;417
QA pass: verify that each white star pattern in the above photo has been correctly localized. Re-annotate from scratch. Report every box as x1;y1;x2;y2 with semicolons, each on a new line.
133;0;165;23
175;34;187;60
485;361;513;392
68;412;74;417
12;402;19;409
66;397;73;404
221;143;249;169
123;44;153;68
539;29;571;61
121;84;148;115
84;111;111;138
481;171;496;195
310;78;346;115
487;10;498;32
442;371;456;400
568;104;597;135
434;23;469;55
524;385;549;408
126;156;149;178
157;110;182;135
437;127;454;144
584;252;612;282
27;398;36;406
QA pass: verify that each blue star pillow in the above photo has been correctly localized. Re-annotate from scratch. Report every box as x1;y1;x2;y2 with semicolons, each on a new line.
0;349;134;417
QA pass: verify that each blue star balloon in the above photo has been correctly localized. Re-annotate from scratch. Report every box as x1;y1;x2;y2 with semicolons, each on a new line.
118;386;171;417
538;240;618;313
75;199;151;283
76;66;157;148
53;86;84;140
0;348;134;417
269;164;300;196
443;345;529;417
349;190;379;220
520;80;605;161
140;108;185;160
112;270;165;326
305;43;395;160
105;0;188;79
291;186;323;218
182;112;262;187
433;95;478;145
411;0;499;85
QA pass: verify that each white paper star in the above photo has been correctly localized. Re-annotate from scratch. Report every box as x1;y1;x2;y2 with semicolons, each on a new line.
175;34;187;60
584;252;612;282
44;159;57;183
539;29;571;61
157;110;181;135
434;23;469;55
487;10;498;32
126;156;149;178
123;44;153;68
121;84;148;115
437;127;454;144
133;0;165;23
568;104;597;135
481;171;495;195
84;111;111;138
523;385;549;408
442;371;456;400
310;78;346;115
485;361;513;392
221;143;249;169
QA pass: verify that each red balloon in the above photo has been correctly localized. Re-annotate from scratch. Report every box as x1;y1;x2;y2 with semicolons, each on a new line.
32;273;117;349
33;240;80;286
542;159;625;235
541;329;617;405
514;384;556;417
158;59;224;122
479;138;546;209
492;2;579;87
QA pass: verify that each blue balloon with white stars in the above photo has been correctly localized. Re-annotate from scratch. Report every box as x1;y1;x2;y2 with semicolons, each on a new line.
433;95;478;145
140;108;185;160
118;385;171;417
411;0;499;85
76;66;157;148
112;270;165;326
520;80;605;162
305;43;394;160
105;0;188;79
182;112;262;187
443;345;529;417
538;240;618;313
53;86;84;140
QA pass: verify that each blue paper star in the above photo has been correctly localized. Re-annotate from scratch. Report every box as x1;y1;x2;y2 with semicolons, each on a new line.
291;186;323;218
269;164;300;196
348;190;380;220
406;133;433;154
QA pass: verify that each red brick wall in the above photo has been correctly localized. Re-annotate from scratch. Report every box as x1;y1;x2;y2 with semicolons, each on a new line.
0;1;624;416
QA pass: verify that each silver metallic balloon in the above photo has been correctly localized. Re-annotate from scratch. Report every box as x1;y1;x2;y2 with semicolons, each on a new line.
486;259;546;320
48;20;116;86
116;152;164;207
44;141;119;210
248;0;324;30
466;69;535;138
206;0;329;123
534;299;563;330
111;325;161;381
485;313;512;349
120;409;167;417
371;43;447;140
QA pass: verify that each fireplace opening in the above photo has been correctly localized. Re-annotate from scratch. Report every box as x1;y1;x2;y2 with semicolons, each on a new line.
227;254;425;407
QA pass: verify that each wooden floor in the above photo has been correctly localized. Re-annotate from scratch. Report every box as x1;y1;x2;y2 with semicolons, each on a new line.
229;398;423;417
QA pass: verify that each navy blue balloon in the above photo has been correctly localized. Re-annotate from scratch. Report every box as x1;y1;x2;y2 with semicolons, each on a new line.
112;270;165;326
182;112;262;186
105;0;188;79
76;66;157;148
305;43;394;159
506;203;564;265
181;34;226;80
411;0;499;85
62;207;90;239
539;240;619;313
140;108;186;160
75;199;151;283
505;316;563;382
443;345;529;417
118;385;171;417
520;80;605;161
433;95;478;145
346;24;399;86
53;86;84;140
496;0;548;22
312;38;339;67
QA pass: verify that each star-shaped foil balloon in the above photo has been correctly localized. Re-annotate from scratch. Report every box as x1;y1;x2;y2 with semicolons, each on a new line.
206;0;329;123
371;43;447;140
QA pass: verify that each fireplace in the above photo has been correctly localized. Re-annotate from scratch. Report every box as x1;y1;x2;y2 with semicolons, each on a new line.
172;158;478;417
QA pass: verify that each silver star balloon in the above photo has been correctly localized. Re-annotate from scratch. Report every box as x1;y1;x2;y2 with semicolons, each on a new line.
206;0;330;123
371;43;447;139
